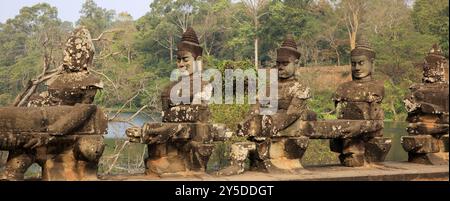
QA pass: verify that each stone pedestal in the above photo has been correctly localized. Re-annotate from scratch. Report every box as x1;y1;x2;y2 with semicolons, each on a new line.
0;105;107;181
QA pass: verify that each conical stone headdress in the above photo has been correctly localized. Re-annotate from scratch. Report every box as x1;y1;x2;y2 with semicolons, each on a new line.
277;34;301;60
62;26;95;72
423;44;447;83
351;35;375;60
177;27;203;59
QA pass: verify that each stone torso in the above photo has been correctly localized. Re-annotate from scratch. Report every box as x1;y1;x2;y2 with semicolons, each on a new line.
405;83;449;116
404;82;449;134
27;71;103;107
258;77;312;137
160;78;211;123
333;80;384;120
277;78;310;112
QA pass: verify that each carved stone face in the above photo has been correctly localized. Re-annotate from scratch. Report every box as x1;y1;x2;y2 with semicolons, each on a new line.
277;56;297;79
351;55;373;81
176;51;196;75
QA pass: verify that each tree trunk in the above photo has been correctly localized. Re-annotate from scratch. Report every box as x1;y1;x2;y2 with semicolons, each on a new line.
169;35;173;63
255;37;259;69
127;49;131;64
254;16;259;69
390;102;397;121
350;9;359;49
350;31;357;49
335;48;341;66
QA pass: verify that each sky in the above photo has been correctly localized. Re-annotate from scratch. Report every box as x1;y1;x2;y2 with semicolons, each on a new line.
0;0;416;24
0;0;154;23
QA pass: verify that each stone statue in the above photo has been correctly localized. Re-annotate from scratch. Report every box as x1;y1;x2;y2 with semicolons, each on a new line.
0;27;107;181
402;44;449;165
325;36;391;166
218;35;315;175
126;27;219;176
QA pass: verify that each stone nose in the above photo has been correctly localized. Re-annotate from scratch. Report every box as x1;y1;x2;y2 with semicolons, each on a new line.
178;62;185;68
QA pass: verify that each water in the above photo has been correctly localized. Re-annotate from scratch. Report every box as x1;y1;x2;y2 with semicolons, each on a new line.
383;121;409;162
106;112;160;138
107;113;409;162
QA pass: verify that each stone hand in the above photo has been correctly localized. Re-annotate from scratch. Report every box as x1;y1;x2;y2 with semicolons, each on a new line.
23;137;46;149
126;127;143;143
340;123;362;138
237;115;262;137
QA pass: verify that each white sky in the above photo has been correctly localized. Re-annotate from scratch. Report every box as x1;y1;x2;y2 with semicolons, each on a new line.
0;0;154;23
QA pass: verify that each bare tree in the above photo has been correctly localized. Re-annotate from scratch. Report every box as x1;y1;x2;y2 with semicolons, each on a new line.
321;18;346;66
151;22;178;63
242;0;269;69
339;0;367;49
171;2;197;33
12;31;65;107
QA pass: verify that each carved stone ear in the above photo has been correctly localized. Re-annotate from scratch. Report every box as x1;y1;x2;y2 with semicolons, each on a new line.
294;59;300;65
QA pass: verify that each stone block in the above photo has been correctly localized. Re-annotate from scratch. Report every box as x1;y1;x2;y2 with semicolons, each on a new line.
401;135;440;154
365;137;392;163
406;122;449;135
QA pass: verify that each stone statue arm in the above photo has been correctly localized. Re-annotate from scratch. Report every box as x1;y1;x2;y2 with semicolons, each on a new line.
269;97;316;133
47;104;96;135
81;88;98;104
0;133;55;150
306;119;384;139
126;123;186;144
236;103;262;137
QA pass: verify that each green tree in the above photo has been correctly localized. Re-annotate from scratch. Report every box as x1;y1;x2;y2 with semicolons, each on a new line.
77;0;115;38
365;0;439;120
0;3;69;106
412;0;449;56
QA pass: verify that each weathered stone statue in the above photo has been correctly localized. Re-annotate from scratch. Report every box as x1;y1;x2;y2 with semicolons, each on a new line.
126;27;219;176
323;36;391;167
0;27;107;181
402;44;449;165
218;35;315;175
280;36;391;168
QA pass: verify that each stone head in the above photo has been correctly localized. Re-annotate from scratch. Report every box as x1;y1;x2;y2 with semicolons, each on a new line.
423;44;447;83
62;26;95;72
350;36;375;81
276;34;300;79
176;27;203;76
